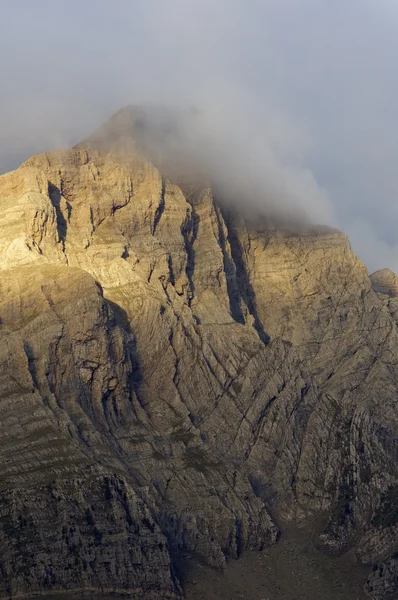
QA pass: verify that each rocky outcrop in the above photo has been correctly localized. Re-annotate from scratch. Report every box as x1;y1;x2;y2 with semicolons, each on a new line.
0;264;179;599
371;268;398;297
0;106;398;598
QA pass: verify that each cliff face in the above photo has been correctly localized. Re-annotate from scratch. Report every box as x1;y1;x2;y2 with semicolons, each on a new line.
0;107;398;599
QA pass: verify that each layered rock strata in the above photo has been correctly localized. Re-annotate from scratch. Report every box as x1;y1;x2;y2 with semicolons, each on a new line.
0;107;397;598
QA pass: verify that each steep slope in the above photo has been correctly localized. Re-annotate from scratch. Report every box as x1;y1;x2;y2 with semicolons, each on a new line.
0;264;179;599
0;107;398;599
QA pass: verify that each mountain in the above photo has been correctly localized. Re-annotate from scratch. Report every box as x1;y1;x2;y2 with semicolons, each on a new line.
0;106;398;599
370;269;398;297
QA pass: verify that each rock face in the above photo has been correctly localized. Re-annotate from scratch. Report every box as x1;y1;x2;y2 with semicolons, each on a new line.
371;268;398;297
0;106;398;599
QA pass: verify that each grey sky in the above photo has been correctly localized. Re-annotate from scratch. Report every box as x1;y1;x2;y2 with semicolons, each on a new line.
1;0;398;272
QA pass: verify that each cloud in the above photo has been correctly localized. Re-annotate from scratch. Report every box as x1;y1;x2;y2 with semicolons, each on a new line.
0;0;398;270
346;219;398;275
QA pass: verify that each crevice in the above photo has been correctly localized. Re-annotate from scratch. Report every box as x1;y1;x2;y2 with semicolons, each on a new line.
214;205;245;324
89;206;94;234
167;254;176;286
23;341;39;390
169;329;180;389
48;182;69;245
181;205;199;306
111;182;133;215
147;263;155;283
152;178;166;235
219;205;270;345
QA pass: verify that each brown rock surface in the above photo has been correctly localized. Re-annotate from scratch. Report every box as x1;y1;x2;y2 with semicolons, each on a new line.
0;107;397;598
370;268;398;297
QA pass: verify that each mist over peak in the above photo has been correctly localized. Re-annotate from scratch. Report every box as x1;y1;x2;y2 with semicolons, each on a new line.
79;103;334;227
1;1;398;271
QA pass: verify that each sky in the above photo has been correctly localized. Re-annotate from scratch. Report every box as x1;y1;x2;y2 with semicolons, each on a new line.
1;0;398;273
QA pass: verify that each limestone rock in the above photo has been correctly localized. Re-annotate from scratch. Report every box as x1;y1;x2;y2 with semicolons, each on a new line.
0;106;397;598
0;264;180;599
370;268;398;297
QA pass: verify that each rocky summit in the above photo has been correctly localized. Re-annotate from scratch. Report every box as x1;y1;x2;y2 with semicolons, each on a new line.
0;106;398;600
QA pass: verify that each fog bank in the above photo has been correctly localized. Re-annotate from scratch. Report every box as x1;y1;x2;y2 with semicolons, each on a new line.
1;0;398;272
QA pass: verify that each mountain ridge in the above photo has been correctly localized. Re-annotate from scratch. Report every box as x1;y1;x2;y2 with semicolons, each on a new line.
0;107;397;599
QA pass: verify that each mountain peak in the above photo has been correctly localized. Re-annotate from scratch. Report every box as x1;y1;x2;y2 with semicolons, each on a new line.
0;110;396;600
